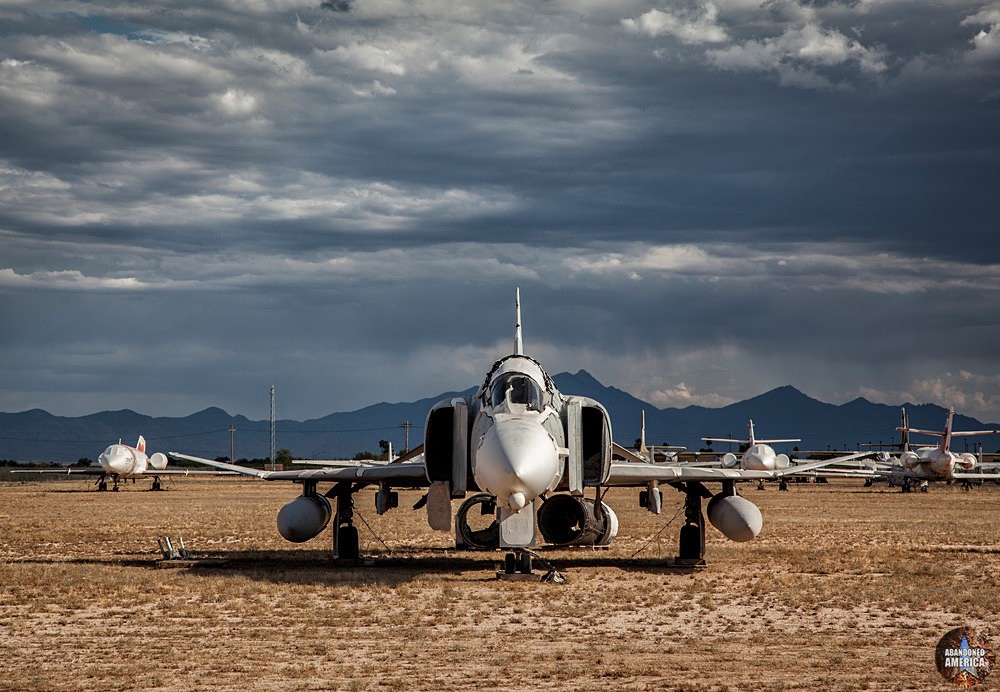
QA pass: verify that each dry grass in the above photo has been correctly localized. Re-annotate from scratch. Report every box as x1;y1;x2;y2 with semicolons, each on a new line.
1;476;998;690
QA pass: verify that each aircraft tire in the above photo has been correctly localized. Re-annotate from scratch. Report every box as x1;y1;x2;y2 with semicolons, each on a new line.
338;525;359;560
678;523;703;561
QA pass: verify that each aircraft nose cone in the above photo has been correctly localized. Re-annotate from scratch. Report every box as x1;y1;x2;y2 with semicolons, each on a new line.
101;447;130;474
743;446;774;471
475;418;561;511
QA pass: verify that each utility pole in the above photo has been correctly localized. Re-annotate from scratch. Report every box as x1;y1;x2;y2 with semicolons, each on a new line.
400;420;413;453
270;385;276;471
228;424;236;464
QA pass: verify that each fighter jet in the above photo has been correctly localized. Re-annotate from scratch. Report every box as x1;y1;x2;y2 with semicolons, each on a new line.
15;435;230;491
171;290;872;571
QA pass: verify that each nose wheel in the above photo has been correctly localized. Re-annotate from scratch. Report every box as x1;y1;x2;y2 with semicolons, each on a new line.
503;550;532;574
497;549;538;581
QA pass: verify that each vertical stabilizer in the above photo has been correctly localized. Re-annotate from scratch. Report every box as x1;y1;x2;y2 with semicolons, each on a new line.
639;410;649;460
747;420;756;446
136;435;146;453
941;408;954;453
514;287;523;356
899;408;909;452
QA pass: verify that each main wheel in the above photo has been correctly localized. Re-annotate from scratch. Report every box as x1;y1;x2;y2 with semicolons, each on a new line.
337;525;360;560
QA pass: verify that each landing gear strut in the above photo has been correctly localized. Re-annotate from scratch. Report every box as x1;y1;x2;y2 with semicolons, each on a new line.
674;482;711;566
325;482;361;562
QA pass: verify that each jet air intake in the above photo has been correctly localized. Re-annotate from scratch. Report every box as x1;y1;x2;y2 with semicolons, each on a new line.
537;494;619;547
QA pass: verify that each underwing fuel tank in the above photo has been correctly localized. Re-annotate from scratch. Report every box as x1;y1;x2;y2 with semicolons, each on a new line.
277;494;332;543
706;493;762;542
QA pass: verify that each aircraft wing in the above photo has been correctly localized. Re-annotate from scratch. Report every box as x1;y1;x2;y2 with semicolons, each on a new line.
11;467;236;476
605;451;874;486
11;468;107;476
293;444;425;467
145;468;238;476
801;466;1000;481
169;452;428;485
795;467;882;479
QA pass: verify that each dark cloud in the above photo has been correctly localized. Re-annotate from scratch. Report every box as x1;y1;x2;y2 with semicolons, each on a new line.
320;0;353;12
1;1;999;425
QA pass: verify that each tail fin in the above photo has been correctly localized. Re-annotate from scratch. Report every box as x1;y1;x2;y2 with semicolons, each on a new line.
136;435;146;453
941;408;954;453
514;287;523;356
899;408;909;452
639;410;649;459
745;419;800;445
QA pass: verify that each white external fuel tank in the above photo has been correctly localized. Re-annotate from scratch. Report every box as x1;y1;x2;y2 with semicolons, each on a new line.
706;493;762;542
277;494;332;543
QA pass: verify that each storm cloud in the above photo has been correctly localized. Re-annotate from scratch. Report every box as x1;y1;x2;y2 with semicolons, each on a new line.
1;0;998;424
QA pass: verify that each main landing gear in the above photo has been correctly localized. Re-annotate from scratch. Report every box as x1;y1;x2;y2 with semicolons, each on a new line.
672;481;711;567
324;481;361;563
95;475;120;492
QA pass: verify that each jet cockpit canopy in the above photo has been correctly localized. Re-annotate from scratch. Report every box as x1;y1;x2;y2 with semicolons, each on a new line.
490;372;543;411
480;354;559;412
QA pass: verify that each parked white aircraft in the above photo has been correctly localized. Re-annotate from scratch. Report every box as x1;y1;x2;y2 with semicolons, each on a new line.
702;420;801;471
886;408;1000;488
95;436;169;490
17;435;228;491
171;290;871;572
823;408;1000;491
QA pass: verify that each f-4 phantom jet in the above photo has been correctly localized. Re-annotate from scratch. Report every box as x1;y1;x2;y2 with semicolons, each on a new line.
171;291;871;570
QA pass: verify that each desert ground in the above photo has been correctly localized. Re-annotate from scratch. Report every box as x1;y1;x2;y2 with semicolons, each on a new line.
1;475;997;691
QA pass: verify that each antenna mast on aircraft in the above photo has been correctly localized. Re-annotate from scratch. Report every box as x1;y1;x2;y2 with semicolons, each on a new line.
514;287;523;356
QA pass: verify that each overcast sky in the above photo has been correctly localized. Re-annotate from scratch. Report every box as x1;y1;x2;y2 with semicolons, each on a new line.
1;0;999;424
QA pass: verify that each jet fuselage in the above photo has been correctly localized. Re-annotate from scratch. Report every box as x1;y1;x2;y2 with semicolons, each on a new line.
97;437;168;478
469;354;566;511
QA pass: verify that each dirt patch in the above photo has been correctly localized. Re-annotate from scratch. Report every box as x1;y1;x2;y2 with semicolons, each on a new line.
1;478;996;690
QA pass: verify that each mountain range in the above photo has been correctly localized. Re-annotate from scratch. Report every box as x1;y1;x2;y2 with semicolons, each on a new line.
2;370;998;463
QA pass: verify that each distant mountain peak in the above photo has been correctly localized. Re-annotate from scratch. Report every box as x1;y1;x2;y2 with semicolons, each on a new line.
186;406;233;419
565;369;600;384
